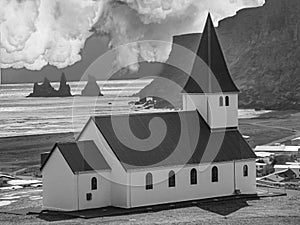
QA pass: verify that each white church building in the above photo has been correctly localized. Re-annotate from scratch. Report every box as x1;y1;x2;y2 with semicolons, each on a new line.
41;15;257;212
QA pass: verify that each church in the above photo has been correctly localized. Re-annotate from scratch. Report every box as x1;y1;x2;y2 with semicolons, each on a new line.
41;14;257;212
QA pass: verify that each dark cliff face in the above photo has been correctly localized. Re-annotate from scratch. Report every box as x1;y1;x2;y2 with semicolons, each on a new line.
138;0;300;110
219;0;300;109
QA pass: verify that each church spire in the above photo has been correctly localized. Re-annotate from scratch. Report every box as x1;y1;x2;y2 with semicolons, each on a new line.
183;13;239;94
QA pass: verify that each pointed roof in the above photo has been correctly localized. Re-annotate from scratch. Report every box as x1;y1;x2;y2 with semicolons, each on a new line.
182;13;239;93
41;141;111;173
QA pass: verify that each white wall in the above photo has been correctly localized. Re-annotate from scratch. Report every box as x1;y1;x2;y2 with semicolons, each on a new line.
182;93;238;129
77;120;130;208
42;148;78;211
182;94;207;120
129;162;237;208
235;160;257;194
78;171;111;210
208;94;238;129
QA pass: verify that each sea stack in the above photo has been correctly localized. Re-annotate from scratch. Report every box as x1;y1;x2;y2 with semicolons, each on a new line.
57;73;72;97
81;75;103;96
27;73;72;97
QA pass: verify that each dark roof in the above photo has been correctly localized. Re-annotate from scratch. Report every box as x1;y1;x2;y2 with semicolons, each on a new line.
180;14;239;93
92;111;255;170
41;141;111;173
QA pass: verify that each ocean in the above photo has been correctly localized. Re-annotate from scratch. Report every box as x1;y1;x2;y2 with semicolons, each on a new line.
0;80;269;138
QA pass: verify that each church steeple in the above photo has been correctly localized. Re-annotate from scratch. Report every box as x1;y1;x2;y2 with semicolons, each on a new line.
181;13;239;129
183;13;239;94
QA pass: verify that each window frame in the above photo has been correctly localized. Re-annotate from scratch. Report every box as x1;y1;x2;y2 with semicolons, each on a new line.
190;168;197;185
145;172;153;190
91;177;97;190
243;165;248;177
225;96;230;106
168;170;176;187
212;166;218;182
86;193;92;201
219;96;224;107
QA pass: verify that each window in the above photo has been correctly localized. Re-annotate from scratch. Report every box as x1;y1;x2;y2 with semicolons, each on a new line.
168;170;175;187
145;173;153;190
91;177;97;190
212;166;218;182
219;96;224;106
190;168;197;185
225;96;230;106
243;165;248;177
86;193;92;201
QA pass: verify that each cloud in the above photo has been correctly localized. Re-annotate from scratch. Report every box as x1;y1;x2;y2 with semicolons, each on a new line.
0;0;102;70
0;0;264;71
93;0;265;71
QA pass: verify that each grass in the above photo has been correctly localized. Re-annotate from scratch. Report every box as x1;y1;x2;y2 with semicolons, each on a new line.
239;110;300;147
0;187;299;224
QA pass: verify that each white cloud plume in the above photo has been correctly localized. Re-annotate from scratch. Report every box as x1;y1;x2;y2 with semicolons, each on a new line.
0;0;264;71
93;0;265;71
0;0;103;70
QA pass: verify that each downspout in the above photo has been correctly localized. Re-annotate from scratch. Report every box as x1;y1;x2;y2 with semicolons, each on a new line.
76;173;79;211
233;161;236;194
129;171;132;208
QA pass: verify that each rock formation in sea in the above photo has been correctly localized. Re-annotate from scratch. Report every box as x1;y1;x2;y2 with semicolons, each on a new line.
81;75;103;96
27;73;72;97
57;73;72;97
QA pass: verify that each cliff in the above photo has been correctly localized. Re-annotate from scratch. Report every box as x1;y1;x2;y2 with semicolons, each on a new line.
138;0;300;110
27;73;72;97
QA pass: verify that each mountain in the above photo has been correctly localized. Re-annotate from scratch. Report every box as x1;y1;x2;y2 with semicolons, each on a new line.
138;0;300;110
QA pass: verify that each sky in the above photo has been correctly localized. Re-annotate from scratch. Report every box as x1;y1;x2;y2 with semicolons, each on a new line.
0;0;265;83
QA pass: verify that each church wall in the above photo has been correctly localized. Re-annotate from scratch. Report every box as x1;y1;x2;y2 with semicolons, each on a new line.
129;162;236;208
235;160;257;194
42;147;78;211
77;120;130;208
78;171;111;210
182;93;238;129
182;94;207;120
208;94;238;129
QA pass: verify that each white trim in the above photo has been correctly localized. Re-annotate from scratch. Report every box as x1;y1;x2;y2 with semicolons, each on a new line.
181;92;238;96
77;169;111;175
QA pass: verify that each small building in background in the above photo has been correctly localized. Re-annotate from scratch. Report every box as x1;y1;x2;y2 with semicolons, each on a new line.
274;164;300;178
254;145;300;158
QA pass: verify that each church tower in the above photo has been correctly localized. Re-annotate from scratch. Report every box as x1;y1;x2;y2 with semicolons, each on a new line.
182;14;239;129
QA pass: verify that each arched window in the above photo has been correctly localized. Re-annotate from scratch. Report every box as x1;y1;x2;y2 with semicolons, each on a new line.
219;96;224;107
212;166;218;182
243;165;248;177
225;96;230;106
91;177;97;190
190;168;197;185
168;170;175;187
145;173;153;190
